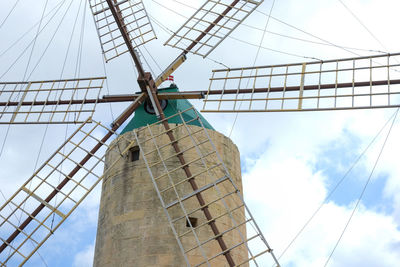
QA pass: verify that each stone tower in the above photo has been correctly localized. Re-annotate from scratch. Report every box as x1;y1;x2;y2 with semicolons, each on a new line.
93;85;248;266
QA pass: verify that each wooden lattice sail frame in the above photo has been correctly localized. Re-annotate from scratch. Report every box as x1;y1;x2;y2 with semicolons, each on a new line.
1;0;399;266
0;78;104;124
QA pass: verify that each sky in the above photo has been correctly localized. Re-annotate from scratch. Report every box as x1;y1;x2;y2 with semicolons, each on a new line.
1;0;400;266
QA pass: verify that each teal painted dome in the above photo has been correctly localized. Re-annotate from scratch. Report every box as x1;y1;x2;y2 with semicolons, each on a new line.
121;84;214;134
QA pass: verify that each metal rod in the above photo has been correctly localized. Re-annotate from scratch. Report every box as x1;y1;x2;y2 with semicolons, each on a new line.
202;79;400;95
0;92;204;107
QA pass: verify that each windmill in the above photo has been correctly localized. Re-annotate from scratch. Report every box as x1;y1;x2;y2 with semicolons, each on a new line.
0;0;399;266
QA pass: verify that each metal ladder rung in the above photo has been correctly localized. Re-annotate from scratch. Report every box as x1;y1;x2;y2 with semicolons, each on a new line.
126;22;152;36
0;198;27;226
0;210;17;228
201;18;234;31
95;14;116;27
4;199;45;228
103;38;126;53
141;122;202;153
178;203;245;239
97;16;117;31
0;237;27;259
137;116;199;145
129;30;156;45
118;2;142;15
7;200;58;234
154;150;216;181
182;25;224;40
46;163;89;195
100;24;123;38
68;140;104;162
102;36;125;51
116;0;140;9
102;15;149;38
21;187;66;219
57;151;102;180
194;234;260;267
96;2;141;25
57;151;102;182
90;0;107;9
104;49;129;62
113;0;130;7
0;214;40;244
1;201;40;230
124;15;149;30
160;162;221;194
236;249;272;267
64;123;99;150
171;190;236;224
92;0;130;15
148;138;210;169
142;129;199;157
176;35;214;49
78;128;107;146
93;6;112;17
184;218;252;254
165;175;228;209
32;175;79;206
157;113;199;131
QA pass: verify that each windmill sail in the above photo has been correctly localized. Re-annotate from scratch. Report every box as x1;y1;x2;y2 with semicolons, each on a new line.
165;0;264;57
127;107;279;266
0;119;137;266
89;0;157;62
0;77;104;124
202;53;400;112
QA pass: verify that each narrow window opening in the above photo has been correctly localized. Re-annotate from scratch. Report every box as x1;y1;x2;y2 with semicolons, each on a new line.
128;146;140;162
186;217;198;228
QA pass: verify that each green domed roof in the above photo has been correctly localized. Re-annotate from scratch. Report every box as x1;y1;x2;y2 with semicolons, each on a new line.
121;84;214;134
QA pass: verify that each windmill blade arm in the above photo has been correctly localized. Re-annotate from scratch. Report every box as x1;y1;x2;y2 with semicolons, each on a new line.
0;91;203;112
0;119;117;266
159;0;263;85
89;0;157;66
111;92;146;127
201;53;400;112
0;77;105;124
0;93;146;266
164;0;264;57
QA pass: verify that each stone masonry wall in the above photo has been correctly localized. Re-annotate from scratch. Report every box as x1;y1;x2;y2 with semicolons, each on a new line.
93;125;248;267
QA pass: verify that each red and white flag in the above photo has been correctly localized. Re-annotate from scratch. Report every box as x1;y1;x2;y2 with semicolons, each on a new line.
166;75;174;82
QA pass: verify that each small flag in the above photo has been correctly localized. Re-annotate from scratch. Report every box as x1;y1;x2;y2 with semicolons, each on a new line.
166;75;174;82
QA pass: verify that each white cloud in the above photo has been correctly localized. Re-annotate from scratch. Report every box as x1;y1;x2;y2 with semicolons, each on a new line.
243;147;400;266
73;244;95;267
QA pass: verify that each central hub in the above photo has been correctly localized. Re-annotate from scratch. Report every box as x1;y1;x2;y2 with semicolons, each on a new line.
144;99;168;114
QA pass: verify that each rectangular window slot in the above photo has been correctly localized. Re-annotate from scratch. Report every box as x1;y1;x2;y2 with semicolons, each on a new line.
128;146;140;162
186;217;198;228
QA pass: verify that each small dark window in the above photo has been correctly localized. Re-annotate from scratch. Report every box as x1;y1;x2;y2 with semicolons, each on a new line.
128;146;140;162
186;217;198;228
